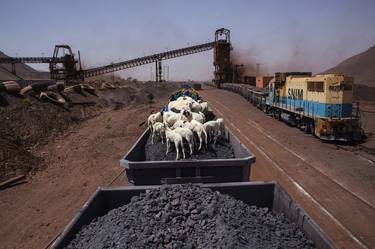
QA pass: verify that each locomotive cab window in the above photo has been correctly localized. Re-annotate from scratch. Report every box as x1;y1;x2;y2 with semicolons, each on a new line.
329;82;352;91
307;82;314;91
307;81;324;92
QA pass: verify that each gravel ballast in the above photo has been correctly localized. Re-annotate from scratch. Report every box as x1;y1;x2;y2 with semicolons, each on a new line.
65;184;316;249
144;135;235;161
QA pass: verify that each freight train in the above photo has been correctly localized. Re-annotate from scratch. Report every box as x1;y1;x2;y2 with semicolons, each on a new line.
222;72;364;142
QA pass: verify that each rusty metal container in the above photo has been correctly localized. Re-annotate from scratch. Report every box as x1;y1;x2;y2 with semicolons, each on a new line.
120;128;255;185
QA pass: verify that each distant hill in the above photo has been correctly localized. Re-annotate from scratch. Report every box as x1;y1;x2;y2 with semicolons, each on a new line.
353;84;375;101
0;51;50;80
324;45;375;87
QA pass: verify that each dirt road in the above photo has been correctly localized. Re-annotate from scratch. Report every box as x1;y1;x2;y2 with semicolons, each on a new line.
199;88;375;249
0;102;164;249
0;81;178;249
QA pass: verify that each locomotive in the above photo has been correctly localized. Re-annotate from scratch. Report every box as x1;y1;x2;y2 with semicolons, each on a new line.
222;72;364;142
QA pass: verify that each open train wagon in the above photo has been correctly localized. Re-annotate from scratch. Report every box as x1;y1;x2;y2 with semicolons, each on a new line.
120;128;255;185
51;182;336;249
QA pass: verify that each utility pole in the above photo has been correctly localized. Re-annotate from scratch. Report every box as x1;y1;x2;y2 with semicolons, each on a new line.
158;60;162;82
155;59;162;82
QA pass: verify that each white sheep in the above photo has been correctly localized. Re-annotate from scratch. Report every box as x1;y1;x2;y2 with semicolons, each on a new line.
187;120;208;150
191;111;205;124
216;118;225;138
168;99;191;112
191;102;202;113
163;109;191;128
173;119;207;151
174;127;195;156
176;96;195;103
151;122;165;144
168;96;197;112
172;119;188;129
163;111;181;127
203;120;222;145
148;111;163;132
199;101;209;114
165;126;185;160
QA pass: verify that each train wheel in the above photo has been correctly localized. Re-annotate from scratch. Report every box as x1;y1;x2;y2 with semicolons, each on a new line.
304;119;312;134
273;109;279;119
262;105;268;114
296;120;301;129
306;120;316;135
299;119;306;131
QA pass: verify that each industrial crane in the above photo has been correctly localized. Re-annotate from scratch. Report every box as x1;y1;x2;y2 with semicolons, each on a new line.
0;28;232;86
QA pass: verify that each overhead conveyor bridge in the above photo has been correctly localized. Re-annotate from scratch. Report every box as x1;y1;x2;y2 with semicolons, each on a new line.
0;28;231;86
83;42;215;80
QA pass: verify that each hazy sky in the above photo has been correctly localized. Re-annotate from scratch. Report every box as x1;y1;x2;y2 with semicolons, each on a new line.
1;0;374;81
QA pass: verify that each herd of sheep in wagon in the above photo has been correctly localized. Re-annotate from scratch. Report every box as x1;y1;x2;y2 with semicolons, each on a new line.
147;93;225;160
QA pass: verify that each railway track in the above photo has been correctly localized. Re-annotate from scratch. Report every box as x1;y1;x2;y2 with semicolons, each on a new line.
200;88;375;249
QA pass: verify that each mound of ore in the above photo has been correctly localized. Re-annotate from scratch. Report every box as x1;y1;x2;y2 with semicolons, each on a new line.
66;184;316;249
144;135;235;161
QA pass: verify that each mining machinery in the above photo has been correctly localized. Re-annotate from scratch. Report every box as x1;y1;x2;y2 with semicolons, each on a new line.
0;29;232;86
213;28;232;88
